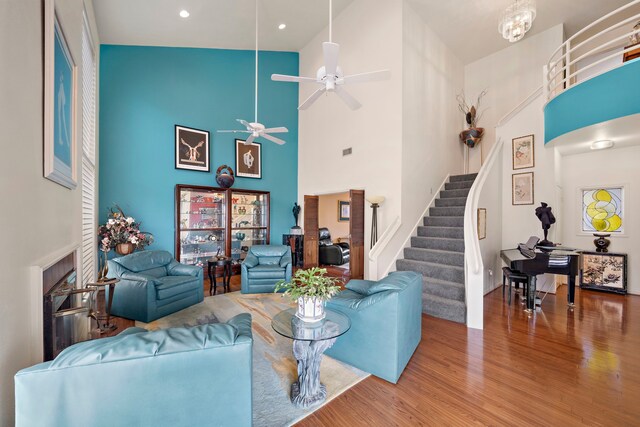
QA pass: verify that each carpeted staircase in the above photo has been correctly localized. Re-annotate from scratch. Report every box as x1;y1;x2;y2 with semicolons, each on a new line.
396;173;477;324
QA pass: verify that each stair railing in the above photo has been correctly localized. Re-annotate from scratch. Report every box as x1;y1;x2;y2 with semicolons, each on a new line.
368;216;401;281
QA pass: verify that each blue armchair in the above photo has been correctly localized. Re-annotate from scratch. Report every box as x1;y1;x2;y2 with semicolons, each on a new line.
106;250;203;323
325;271;422;383
241;245;292;294
15;314;253;427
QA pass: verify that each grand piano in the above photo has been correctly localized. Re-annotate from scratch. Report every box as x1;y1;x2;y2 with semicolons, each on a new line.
500;248;580;312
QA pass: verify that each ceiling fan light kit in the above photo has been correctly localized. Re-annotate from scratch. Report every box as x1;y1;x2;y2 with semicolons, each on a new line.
271;0;390;110
499;0;536;43
217;0;288;145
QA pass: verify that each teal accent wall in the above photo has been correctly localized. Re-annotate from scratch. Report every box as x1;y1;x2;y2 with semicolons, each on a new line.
99;45;299;254
545;59;640;143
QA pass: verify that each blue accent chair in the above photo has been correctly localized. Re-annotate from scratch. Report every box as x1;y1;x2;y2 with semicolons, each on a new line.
106;250;203;323
15;314;253;427
325;271;422;383
241;245;292;294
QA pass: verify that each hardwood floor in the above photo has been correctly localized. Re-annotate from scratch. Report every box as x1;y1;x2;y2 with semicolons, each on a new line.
101;275;640;425
298;286;640;426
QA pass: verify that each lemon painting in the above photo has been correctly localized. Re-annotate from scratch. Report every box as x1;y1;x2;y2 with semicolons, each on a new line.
582;188;623;233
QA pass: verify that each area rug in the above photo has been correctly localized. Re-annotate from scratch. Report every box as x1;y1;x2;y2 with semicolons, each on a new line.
137;292;369;427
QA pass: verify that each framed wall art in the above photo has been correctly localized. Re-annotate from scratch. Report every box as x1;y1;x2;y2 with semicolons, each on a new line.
338;200;350;222
512;134;535;170
477;208;486;240
175;125;210;172
235;139;262;179
512;172;534;205
44;0;78;189
581;186;624;234
579;251;627;294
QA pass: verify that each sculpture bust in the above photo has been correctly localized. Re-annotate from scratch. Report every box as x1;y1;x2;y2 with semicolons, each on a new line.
535;202;556;246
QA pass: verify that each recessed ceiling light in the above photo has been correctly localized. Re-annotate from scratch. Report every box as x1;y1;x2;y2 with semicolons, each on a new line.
179;10;190;18
591;140;614;150
278;23;286;30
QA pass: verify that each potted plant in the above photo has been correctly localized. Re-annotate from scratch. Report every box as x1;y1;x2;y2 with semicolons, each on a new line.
274;267;342;323
457;89;487;148
98;205;154;256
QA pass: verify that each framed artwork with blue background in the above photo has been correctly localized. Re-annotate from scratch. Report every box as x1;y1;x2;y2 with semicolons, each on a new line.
44;0;77;189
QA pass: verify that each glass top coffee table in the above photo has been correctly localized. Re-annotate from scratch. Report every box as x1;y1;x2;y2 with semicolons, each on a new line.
271;308;351;408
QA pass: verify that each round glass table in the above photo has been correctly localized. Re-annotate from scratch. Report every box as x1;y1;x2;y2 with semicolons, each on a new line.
271;308;351;408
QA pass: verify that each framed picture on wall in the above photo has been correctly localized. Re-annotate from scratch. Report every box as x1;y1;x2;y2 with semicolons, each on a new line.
580;186;624;234
580;251;627;294
175;125;210;172
338;200;350;222
235;139;261;179
44;0;78;189
477;208;486;240
512;172;534;205
512;134;535;170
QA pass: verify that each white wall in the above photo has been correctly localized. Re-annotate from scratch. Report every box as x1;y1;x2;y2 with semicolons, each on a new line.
0;0;99;424
382;1;465;277
560;145;640;295
498;94;558;294
465;25;564;172
298;0;404;277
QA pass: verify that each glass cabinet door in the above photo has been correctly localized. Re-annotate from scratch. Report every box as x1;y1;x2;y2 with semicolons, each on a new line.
178;188;226;267
230;191;269;262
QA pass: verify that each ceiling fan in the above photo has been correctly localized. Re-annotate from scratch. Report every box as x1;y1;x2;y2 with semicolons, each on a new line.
271;0;390;110
218;0;288;145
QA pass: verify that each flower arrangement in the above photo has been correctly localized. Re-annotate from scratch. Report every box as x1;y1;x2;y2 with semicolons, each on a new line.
457;89;487;148
97;205;153;252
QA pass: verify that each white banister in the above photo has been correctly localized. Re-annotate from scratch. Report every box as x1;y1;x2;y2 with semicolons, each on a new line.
368;216;401;280
544;1;640;103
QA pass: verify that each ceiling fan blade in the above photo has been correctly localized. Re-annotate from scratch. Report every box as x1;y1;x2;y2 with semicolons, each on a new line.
236;119;253;129
261;133;286;145
271;74;317;83
339;69;391;84
262;127;288;134
217;130;250;133
334;86;362;110
323;42;340;75
244;134;256;145
299;87;327;110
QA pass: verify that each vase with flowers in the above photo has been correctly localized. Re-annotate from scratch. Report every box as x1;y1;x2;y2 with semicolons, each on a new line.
274;267;342;323
457;89;487;148
97;205;154;263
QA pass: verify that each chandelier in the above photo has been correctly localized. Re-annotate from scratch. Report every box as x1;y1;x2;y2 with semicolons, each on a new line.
499;0;537;43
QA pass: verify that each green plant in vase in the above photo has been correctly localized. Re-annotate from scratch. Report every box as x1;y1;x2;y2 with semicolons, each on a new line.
274;267;343;322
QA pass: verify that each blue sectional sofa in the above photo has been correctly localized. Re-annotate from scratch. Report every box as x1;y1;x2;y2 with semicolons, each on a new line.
106;250;203;323
15;314;253;427
241;245;292;294
325;271;422;383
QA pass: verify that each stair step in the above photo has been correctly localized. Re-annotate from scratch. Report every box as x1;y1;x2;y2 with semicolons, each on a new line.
445;181;474;190
404;247;464;267
396;259;464;283
435;197;467;207
410;236;465;252
423;216;464;227
450;173;478;183
430;206;465;217
440;188;470;199
422;294;466;323
423;277;466;301
417;226;464;239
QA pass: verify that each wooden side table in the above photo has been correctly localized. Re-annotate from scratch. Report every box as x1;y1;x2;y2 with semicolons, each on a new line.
208;257;232;296
86;278;119;334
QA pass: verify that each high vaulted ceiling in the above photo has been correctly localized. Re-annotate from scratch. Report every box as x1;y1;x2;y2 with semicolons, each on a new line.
93;0;354;52
94;0;634;61
407;0;633;64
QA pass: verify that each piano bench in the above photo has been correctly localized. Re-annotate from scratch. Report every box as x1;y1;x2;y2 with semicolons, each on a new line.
502;267;529;305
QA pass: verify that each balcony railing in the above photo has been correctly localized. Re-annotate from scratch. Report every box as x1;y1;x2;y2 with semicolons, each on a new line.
544;0;640;103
